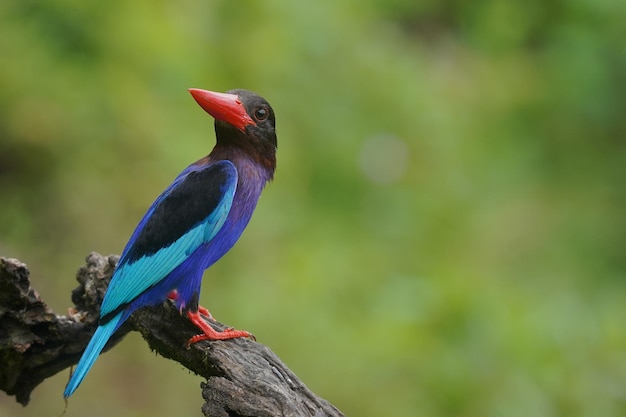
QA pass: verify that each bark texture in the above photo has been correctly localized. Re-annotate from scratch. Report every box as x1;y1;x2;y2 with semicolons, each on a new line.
0;253;344;417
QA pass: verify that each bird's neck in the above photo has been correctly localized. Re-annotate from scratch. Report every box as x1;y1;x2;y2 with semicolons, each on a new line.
209;143;275;186
214;124;276;179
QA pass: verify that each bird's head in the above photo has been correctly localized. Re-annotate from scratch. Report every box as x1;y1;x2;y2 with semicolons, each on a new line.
188;88;277;158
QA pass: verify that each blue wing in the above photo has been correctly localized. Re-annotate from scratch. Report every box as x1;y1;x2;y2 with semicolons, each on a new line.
100;159;238;322
64;160;237;398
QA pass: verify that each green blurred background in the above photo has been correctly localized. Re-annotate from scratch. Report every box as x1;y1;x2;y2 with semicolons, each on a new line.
1;0;625;416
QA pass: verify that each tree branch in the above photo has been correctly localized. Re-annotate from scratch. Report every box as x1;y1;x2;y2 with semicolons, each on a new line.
0;253;344;417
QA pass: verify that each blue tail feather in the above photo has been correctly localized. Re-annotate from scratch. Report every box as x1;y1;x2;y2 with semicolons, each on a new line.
63;312;123;398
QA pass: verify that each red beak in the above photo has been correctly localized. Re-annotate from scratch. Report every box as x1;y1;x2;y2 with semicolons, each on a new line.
188;88;255;132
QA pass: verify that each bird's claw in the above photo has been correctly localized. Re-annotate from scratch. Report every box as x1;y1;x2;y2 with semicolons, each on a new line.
186;330;255;347
185;310;255;346
198;305;213;319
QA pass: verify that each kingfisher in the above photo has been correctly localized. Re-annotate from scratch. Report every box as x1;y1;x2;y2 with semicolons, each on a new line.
64;88;277;397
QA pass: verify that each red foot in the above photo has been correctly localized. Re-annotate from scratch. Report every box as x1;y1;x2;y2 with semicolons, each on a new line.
186;310;255;346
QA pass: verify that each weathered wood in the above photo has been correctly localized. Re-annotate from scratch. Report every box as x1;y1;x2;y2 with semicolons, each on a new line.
0;253;344;417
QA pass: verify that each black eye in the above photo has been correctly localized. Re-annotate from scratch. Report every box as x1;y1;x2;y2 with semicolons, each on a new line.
254;107;268;121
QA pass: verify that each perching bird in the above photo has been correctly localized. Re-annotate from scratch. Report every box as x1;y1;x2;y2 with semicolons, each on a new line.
63;88;277;398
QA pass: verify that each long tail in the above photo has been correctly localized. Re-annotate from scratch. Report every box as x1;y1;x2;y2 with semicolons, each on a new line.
63;312;123;398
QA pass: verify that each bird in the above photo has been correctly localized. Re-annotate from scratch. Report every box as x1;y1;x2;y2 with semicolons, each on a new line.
63;88;277;398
